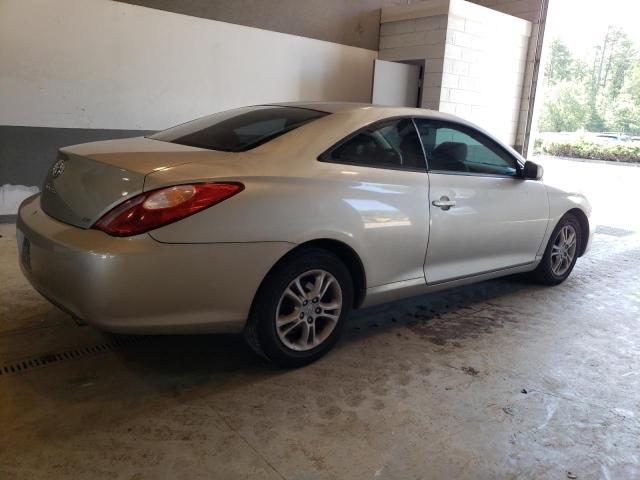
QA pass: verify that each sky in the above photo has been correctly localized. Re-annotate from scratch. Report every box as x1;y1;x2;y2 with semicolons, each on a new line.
546;0;640;59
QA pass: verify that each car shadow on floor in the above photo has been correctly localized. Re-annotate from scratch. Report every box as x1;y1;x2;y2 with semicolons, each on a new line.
111;274;539;377
2;274;543;429
1;274;541;395
343;274;539;347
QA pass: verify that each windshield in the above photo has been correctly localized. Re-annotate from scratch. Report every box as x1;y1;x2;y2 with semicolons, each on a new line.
150;106;328;152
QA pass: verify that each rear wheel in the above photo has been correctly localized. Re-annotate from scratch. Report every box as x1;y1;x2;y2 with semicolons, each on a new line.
245;248;353;367
532;213;582;285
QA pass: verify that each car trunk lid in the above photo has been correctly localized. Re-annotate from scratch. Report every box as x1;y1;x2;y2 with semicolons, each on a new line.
40;136;219;229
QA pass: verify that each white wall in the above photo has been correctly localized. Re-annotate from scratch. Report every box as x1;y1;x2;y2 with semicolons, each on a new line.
469;0;543;151
0;184;39;215
371;60;421;107
439;0;531;144
0;0;377;131
468;0;541;23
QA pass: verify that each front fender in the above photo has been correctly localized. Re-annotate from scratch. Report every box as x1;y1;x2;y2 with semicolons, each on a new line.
538;185;594;257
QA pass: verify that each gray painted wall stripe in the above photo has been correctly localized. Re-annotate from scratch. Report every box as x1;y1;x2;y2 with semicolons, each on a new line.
0;126;154;187
0;215;17;224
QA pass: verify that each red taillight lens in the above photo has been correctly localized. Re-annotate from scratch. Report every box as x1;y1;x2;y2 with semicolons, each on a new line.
94;182;244;236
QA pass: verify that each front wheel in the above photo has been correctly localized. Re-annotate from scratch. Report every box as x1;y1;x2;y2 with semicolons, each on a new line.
245;248;353;367
532;213;582;285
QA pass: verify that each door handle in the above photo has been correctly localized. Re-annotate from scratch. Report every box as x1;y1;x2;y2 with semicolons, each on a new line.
432;196;456;210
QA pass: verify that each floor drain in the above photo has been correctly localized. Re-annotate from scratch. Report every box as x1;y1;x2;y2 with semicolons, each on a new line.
596;225;635;237
0;336;150;377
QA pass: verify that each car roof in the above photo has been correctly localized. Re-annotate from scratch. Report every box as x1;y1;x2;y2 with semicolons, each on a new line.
267;101;374;113
266;101;466;123
268;101;447;115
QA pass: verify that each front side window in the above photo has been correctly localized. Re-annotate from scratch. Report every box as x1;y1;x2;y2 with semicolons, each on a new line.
414;119;518;176
151;106;328;152
321;118;426;170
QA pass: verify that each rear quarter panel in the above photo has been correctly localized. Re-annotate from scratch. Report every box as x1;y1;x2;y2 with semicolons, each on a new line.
145;157;430;288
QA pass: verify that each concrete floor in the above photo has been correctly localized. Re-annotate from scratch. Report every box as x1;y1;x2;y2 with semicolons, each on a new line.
1;158;639;479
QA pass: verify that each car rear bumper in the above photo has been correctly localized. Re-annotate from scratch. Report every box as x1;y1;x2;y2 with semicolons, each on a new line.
17;194;293;334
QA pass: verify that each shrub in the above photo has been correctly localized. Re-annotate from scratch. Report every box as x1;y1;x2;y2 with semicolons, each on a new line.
533;137;544;155
541;139;640;163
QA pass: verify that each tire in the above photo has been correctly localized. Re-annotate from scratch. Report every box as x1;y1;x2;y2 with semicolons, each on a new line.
531;213;582;285
244;248;353;368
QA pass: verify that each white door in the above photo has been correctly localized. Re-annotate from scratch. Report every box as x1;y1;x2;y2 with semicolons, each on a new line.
414;119;550;284
371;60;420;107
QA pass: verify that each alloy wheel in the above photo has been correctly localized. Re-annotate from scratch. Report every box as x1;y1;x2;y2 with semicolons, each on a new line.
550;224;577;276
275;270;342;351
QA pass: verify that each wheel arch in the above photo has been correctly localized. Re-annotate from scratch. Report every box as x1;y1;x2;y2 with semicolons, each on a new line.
255;238;367;309
566;208;589;257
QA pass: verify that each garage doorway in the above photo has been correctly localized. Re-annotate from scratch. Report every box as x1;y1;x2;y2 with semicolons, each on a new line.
531;0;640;233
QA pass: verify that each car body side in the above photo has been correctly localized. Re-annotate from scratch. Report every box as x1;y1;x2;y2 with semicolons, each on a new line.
16;105;593;334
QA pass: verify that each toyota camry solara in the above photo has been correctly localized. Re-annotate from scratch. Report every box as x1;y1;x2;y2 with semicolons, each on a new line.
17;102;594;366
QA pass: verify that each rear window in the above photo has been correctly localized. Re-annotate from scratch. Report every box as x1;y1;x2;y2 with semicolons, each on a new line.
150;106;328;152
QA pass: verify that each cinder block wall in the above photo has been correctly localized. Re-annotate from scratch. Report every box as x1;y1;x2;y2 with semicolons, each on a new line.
379;14;448;110
468;0;544;152
378;0;531;147
438;1;531;144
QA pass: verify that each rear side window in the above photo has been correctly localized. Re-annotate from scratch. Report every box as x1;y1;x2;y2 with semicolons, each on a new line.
320;118;426;170
151;106;328;152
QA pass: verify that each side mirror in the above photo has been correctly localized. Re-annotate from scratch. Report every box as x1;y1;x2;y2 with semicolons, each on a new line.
522;160;543;180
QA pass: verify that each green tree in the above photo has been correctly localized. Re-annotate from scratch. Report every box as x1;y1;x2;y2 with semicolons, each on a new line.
610;63;640;135
545;39;575;86
590;27;635;101
624;62;640;102
539;82;589;132
610;103;640;135
587;27;638;131
585;106;606;132
540;27;640;134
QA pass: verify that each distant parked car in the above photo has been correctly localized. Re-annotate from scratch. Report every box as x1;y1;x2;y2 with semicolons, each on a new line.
594;133;631;143
538;131;584;144
631;136;640;143
17;103;594;366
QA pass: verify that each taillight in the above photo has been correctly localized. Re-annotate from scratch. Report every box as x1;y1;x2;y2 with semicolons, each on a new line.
94;182;244;236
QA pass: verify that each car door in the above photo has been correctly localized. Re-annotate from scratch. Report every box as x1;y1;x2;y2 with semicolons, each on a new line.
414;118;549;284
318;117;430;287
